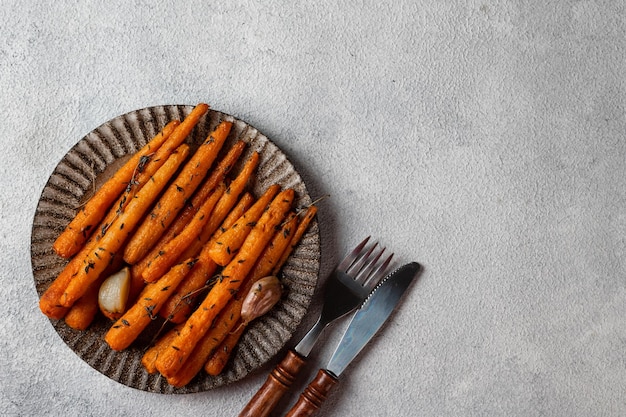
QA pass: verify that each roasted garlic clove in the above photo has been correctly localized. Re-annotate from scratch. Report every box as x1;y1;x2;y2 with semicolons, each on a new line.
240;276;283;325
98;267;131;320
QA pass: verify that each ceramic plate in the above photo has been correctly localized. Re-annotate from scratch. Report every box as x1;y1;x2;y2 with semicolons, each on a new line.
31;105;320;393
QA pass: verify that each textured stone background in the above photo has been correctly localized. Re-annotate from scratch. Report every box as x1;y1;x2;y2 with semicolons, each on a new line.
2;1;626;416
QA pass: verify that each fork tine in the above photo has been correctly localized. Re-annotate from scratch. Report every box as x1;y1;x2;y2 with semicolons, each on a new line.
354;246;385;283
363;252;394;291
337;236;371;272
346;241;378;277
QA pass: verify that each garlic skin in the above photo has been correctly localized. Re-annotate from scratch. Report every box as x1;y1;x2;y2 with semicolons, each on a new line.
240;276;282;325
98;267;131;320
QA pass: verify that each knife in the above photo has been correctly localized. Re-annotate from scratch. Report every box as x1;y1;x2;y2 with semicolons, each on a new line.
284;262;420;417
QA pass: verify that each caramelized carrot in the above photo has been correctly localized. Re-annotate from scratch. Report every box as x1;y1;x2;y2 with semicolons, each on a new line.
177;152;260;262
60;145;191;308
123;121;232;264
166;212;298;385
104;259;196;351
132;140;246;280
158;193;255;323
142;183;226;283
154;189;294;378
52;120;181;258
206;184;280;266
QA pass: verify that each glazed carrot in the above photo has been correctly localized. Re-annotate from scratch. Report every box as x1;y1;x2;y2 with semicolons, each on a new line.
165;299;235;386
103;104;210;227
206;184;281;266
52;120;180;258
177;152;260;262
63;251;125;329
63;277;102;330
60;145;191;308
154;189;294;378
159;193;255;323
40;204;122;319
48;120;213;312
130;141;246;282
210;211;300;330
104;259;196;351
202;208;318;375
204;321;246;376
147;103;208;161
274;205;318;275
167;212;299;386
167;304;231;383
194;139;246;195
48;103;208;316
110;103;210;221
123;120;232;264
127;265;147;308
141;323;184;374
147;138;245;250
212;193;257;245
39;262;75;320
142;183;226;283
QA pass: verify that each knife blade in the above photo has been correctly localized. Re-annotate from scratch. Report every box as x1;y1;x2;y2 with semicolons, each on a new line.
284;262;420;417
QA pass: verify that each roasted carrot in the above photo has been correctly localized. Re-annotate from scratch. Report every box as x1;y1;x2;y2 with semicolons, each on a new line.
191;139;246;198
39;261;75;320
40;205;122;319
154;189;294;378
64;250;125;329
202;208;317;376
141;323;184;374
63;278;101;330
205;275;282;375
177;152;260;262
142;183;226;283
130;141;245;283
110;103;210;222
165;300;236;386
158;193;255;323
274;205;318;275
104;259;196;351
46;105;209;309
127;264;147;308
206;184;281;266
167;212;299;385
123;120;232;264
60;144;191;308
145;103;208;164
204;322;246;376
52;120;180;258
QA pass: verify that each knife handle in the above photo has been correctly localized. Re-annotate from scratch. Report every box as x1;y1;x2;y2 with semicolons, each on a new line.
239;349;306;417
284;369;338;417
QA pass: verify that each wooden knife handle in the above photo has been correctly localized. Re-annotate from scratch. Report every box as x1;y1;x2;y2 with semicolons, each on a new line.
284;369;339;417
239;349;306;417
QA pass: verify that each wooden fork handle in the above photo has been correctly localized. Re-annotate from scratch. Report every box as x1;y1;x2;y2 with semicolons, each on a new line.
284;369;339;417
239;349;306;417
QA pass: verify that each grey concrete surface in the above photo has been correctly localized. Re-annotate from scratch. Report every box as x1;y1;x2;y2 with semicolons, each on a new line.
1;1;625;416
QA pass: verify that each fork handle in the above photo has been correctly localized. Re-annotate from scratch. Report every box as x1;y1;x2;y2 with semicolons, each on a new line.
284;369;339;417
239;349;306;417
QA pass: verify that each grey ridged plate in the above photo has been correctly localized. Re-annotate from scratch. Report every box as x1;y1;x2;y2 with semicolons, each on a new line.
31;105;320;393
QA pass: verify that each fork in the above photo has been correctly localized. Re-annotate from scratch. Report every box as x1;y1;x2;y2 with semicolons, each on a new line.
239;236;393;417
